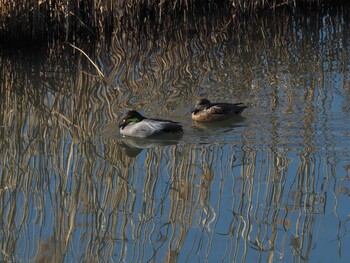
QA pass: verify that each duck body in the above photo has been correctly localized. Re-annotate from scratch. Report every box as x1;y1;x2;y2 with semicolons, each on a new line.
119;110;183;138
191;98;247;122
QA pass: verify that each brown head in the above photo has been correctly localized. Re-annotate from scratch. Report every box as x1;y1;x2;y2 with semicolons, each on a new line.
191;98;212;115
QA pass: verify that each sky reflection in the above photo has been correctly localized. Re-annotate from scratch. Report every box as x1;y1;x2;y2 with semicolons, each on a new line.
1;5;350;263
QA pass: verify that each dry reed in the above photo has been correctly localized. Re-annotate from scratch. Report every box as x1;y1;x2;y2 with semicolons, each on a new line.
0;1;349;261
0;0;345;46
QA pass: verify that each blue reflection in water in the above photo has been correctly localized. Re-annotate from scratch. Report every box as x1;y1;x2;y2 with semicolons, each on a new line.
2;5;350;263
100;143;349;262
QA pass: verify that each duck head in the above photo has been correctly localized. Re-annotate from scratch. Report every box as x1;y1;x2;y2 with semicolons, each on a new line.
191;98;212;114
119;110;145;130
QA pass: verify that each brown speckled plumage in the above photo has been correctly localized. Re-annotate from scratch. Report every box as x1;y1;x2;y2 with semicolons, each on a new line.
191;99;246;122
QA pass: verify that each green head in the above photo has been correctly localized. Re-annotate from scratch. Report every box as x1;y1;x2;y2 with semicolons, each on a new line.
119;110;145;129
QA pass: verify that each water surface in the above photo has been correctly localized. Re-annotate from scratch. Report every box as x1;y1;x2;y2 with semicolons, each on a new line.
1;6;350;262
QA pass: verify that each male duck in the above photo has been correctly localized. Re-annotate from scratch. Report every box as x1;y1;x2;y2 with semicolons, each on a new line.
191;98;247;122
119;110;183;138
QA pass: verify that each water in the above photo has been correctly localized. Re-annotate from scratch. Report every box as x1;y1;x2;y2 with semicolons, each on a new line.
1;6;350;263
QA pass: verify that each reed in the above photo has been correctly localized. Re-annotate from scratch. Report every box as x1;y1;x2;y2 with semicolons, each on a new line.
1;4;349;260
0;0;345;46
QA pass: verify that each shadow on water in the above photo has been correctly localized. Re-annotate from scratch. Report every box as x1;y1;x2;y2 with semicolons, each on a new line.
1;4;350;263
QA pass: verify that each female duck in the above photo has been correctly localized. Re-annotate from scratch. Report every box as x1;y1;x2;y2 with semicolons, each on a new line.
191;98;247;122
119;110;183;138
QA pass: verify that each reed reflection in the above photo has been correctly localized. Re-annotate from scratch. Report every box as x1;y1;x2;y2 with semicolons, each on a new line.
1;4;350;263
0;101;348;262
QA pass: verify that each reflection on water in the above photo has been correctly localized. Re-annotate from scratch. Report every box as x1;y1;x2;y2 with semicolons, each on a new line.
117;136;183;157
1;6;350;263
191;116;247;143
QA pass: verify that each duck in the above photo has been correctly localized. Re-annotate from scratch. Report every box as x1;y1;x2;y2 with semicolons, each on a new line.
119;110;183;138
191;98;247;122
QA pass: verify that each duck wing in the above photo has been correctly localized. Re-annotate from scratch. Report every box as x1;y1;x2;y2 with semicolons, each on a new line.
210;103;247;115
231;103;247;114
145;119;183;135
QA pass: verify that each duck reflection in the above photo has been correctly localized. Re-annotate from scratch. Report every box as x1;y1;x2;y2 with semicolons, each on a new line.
118;134;183;157
192;115;246;131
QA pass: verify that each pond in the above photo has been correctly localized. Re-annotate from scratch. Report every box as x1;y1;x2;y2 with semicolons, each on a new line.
1;5;350;263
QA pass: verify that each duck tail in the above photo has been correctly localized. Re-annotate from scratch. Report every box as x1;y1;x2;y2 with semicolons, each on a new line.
234;103;247;113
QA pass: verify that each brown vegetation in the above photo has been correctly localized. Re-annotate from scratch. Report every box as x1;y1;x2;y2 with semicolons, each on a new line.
0;0;346;46
0;0;349;261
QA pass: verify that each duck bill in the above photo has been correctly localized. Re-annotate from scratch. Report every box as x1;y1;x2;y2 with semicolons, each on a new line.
191;108;200;114
119;120;127;129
